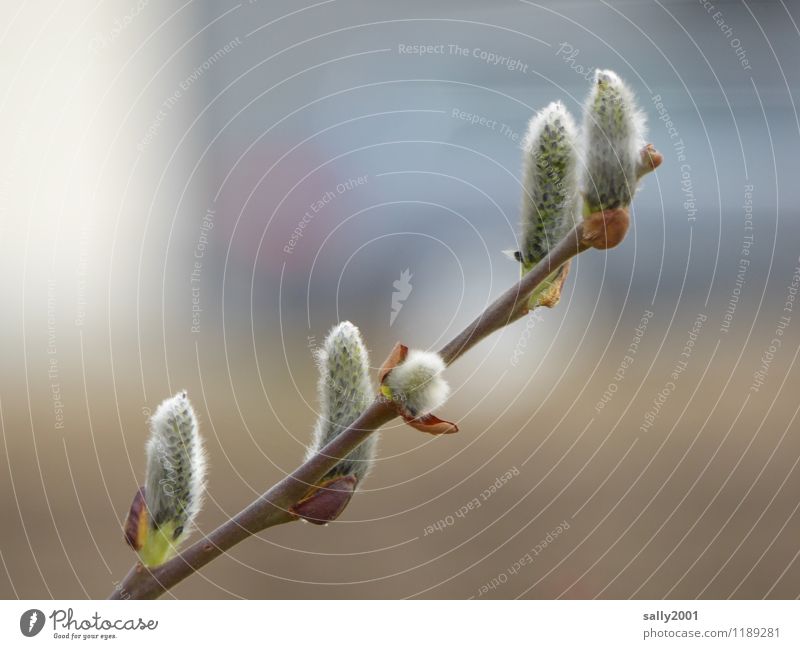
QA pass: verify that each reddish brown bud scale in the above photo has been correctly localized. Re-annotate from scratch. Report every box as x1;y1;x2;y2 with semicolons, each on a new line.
536;261;572;308
581;207;630;250
378;342;408;383
124;487;148;551
290;475;358;524
637;143;663;177
378;342;458;435
401;412;459;435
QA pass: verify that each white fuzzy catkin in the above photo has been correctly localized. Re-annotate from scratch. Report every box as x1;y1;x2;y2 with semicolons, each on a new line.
519;101;579;270
144;391;206;540
307;321;376;483
384;349;450;419
581;69;647;212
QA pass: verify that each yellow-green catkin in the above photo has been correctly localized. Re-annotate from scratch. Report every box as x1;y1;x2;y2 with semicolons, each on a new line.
518;100;579;308
140;391;206;566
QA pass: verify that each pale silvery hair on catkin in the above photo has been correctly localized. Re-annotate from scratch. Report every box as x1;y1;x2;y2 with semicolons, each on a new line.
383;349;450;419
519;100;579;269
307;321;377;483
145;391;206;538
581;69;647;212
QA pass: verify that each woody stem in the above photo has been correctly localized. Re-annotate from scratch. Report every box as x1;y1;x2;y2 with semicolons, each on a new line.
110;220;593;600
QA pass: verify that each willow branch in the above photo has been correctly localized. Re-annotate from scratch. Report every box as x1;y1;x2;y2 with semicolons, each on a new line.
110;220;593;600
438;226;587;364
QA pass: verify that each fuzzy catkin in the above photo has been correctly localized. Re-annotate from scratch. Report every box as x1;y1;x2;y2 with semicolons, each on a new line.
383;349;450;419
307;321;376;483
144;391;206;537
519;101;579;270
581;69;647;212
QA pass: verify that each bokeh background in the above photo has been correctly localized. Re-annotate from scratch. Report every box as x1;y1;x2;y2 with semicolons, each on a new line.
1;0;799;599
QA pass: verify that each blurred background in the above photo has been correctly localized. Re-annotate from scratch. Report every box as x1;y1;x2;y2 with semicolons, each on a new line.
1;0;799;599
